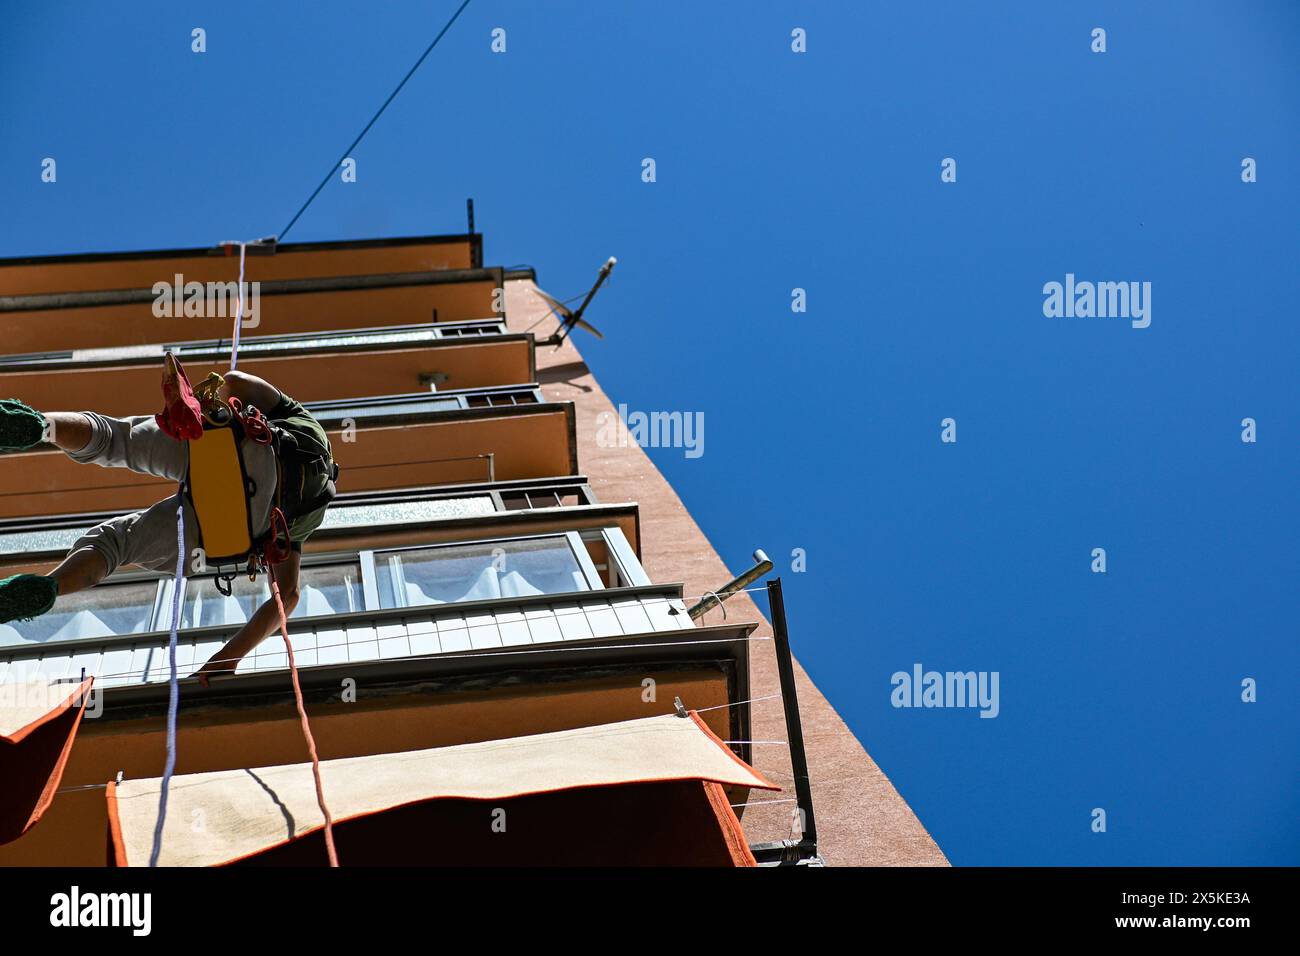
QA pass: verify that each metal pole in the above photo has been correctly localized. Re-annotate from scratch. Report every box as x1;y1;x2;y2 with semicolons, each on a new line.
687;549;773;620
766;577;817;850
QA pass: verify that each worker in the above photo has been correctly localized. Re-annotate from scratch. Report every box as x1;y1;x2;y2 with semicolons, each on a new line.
0;367;336;682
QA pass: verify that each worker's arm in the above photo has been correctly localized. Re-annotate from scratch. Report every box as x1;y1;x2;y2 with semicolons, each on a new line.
219;370;283;414
195;550;302;681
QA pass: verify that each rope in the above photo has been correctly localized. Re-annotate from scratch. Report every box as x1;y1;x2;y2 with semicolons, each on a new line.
269;560;339;866
230;242;246;370
147;495;186;867
278;0;474;241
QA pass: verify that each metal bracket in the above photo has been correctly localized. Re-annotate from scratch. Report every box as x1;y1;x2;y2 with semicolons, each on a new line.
747;578;820;865
678;549;773;619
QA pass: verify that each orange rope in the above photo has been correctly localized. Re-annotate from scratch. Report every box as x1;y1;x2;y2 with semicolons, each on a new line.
268;560;339;867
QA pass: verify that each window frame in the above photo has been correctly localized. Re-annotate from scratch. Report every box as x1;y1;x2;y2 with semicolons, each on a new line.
1;528;635;648
366;530;603;610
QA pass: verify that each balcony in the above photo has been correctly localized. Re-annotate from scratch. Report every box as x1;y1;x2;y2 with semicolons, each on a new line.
0;252;504;353
0;477;635;569
1;515;653;642
0;233;482;294
0;322;536;415
0;389;578;519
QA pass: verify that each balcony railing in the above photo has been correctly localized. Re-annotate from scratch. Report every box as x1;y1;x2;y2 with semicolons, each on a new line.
0;477;602;565
0;582;693;690
0;523;649;651
0;320;514;369
303;385;544;425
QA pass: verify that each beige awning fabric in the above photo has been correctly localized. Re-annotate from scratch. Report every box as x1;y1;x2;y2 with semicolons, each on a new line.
0;676;94;845
108;712;777;867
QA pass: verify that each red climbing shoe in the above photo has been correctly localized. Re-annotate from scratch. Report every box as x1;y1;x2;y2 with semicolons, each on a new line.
155;352;204;441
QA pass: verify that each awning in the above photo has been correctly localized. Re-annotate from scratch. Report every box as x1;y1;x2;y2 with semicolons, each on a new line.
0;676;94;845
108;712;776;867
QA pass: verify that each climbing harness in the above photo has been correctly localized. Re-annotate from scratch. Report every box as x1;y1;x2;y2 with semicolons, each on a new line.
193;372;230;426
179;361;338;590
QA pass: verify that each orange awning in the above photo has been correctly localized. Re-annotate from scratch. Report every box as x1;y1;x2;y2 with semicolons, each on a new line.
0;677;94;845
108;712;776;867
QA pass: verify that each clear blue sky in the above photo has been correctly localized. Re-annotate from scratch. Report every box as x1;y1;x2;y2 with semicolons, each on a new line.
2;1;1296;865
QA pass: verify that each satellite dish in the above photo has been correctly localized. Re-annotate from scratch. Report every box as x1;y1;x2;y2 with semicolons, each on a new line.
536;257;616;348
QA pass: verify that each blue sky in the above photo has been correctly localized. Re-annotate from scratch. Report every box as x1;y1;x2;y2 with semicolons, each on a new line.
3;1;1296;865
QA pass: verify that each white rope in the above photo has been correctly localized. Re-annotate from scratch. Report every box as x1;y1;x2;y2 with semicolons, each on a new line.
230;241;246;371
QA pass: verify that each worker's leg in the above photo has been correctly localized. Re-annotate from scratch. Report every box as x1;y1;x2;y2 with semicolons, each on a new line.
48;547;112;596
0;530;112;624
58;412;188;481
1;400;188;481
66;495;198;582
0;495;197;623
39;411;91;453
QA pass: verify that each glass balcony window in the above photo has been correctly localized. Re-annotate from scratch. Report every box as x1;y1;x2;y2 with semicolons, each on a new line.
0;529;639;649
373;535;597;609
0;580;159;647
179;562;364;628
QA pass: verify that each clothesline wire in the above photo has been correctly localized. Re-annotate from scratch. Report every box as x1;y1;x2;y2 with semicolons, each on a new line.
47;633;775;685
54;715;792;798
278;0;474;241
693;694;781;713
68;780;811;806
63;777;799;798
23;585;779;681
36;582;778;676
53;631;796;797
35;583;774;627
0;455;499;498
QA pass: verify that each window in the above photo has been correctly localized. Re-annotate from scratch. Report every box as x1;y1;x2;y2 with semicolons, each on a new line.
0;530;636;648
221;328;439;355
372;535;596;609
0;580;160;647
181;562;364;628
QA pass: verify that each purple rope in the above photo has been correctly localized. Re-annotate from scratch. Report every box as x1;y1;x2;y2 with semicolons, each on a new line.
148;496;186;867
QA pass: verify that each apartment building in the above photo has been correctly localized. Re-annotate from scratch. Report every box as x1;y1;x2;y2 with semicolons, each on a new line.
0;231;945;866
